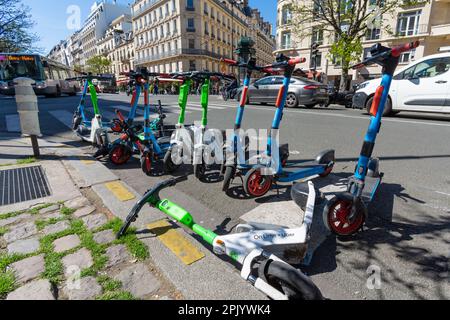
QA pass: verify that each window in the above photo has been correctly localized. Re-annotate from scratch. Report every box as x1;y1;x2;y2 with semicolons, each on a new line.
312;27;323;45
397;10;421;36
204;2;208;14
186;0;194;10
188;38;195;49
413;58;450;78
281;32;291;49
281;6;292;25
189;60;196;71
399;48;416;63
187;18;195;32
204;22;209;35
366;28;381;40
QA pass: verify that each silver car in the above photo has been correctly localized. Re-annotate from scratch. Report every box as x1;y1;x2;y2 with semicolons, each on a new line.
237;76;329;108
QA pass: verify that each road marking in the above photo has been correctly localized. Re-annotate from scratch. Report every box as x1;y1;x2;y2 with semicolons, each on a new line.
147;219;205;265
48;110;75;128
273;108;450;128
5;114;20;132
105;181;136;202
79;157;96;165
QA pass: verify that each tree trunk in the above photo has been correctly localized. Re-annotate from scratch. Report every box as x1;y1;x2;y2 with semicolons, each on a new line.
340;66;350;92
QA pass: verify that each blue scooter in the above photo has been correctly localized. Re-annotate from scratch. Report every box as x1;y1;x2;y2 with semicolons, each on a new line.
222;54;335;198
322;41;420;236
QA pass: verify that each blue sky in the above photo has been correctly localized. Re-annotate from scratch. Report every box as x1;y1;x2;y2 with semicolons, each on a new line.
23;0;277;54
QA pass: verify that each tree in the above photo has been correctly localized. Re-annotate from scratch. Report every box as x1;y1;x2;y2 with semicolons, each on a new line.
289;0;407;90
86;55;112;75
0;0;40;52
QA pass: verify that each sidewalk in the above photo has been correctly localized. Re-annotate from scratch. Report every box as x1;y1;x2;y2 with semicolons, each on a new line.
0;134;266;300
0;134;181;300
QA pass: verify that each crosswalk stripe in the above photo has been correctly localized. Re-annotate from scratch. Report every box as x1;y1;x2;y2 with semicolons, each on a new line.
5;114;20;132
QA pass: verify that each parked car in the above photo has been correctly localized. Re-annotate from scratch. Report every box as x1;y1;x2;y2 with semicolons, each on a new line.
353;52;450;115
236;76;329;108
326;86;356;108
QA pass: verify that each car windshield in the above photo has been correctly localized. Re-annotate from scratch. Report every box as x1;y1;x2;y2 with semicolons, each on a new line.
0;55;43;81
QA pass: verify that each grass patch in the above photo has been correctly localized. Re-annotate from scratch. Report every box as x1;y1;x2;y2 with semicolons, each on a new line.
79;232;108;277
35;217;66;231
0;253;28;272
0;157;36;168
102;218;149;261
96;291;136;300
16;157;36;165
0;271;16;298
39;219;85;284
0;226;7;236
60;206;76;216
97;275;122;292
0;203;56;220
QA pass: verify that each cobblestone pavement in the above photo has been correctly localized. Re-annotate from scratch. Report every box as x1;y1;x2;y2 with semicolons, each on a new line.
0;196;182;300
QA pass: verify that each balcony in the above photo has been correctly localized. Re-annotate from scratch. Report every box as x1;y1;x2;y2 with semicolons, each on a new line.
134;48;183;65
186;6;195;11
186;27;196;32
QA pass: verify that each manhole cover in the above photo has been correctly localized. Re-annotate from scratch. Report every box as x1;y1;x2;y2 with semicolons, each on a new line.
0;165;51;206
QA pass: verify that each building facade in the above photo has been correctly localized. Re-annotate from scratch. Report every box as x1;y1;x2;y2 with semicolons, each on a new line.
131;0;276;75
78;0;130;66
275;0;450;86
97;14;135;83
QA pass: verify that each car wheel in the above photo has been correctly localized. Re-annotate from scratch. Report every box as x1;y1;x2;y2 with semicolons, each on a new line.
366;96;393;116
285;93;298;108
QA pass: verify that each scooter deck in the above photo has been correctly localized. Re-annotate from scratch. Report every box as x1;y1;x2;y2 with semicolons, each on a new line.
361;175;382;203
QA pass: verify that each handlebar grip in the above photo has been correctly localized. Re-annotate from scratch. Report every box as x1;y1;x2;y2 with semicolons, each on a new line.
391;41;420;57
222;58;238;66
288;57;306;66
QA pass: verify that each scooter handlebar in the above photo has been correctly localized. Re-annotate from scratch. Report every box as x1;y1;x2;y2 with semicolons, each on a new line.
288;57;306;66
391;41;420;57
221;58;238;66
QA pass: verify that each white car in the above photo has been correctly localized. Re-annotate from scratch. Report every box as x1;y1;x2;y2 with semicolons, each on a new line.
353;52;450;115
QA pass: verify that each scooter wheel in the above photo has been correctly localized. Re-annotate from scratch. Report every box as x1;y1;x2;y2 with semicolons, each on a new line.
222;166;236;192
194;163;206;180
72;113;82;131
163;150;180;174
141;151;153;176
324;194;366;236
260;260;324;300
109;144;132;166
243;168;273;198
319;164;333;178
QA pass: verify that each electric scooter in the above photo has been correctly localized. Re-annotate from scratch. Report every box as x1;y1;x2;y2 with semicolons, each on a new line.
117;176;324;300
164;71;234;179
105;68;173;175
321;41;420;237
222;54;335;198
70;73;118;144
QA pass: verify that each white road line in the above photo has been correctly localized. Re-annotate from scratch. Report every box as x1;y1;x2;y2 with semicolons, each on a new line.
184;103;226;110
48;110;75;128
5;114;20;132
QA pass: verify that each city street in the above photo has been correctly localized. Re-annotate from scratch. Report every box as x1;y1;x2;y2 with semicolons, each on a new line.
1;92;449;300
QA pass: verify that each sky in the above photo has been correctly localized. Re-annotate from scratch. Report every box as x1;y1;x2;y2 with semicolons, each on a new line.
22;0;278;54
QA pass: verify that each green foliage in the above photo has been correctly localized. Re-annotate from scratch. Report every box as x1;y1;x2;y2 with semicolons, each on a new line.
86;55;112;75
0;271;16;298
60;206;76;216
96;291;136;300
104;218;149;261
329;36;363;71
0;226;7;236
0;203;55;220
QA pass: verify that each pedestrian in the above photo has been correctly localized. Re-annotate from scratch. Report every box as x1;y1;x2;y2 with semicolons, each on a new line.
154;79;159;95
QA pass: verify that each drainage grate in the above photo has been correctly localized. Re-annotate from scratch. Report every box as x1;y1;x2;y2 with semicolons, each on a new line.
0;166;51;206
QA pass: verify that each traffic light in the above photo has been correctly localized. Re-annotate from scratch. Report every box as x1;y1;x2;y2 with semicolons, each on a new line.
311;42;320;71
235;36;256;61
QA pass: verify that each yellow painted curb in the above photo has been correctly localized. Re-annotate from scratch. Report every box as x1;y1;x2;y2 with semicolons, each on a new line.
105;181;136;202
148;220;205;266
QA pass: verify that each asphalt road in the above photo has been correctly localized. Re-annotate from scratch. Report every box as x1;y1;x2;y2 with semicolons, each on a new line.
1;92;449;300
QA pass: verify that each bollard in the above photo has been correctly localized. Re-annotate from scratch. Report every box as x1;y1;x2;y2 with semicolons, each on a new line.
14;77;42;157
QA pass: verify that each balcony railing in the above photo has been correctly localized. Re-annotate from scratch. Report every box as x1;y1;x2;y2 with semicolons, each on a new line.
133;0;163;17
134;48;225;66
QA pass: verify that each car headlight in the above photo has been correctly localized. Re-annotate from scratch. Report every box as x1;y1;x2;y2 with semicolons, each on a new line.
35;81;47;89
0;81;8;89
